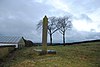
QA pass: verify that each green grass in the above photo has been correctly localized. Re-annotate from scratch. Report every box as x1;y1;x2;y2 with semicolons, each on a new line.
3;42;100;67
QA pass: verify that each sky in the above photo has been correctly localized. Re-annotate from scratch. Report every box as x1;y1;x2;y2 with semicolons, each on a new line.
0;0;100;43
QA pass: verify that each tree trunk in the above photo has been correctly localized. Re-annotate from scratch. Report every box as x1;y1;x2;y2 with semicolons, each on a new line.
63;32;65;46
50;33;52;45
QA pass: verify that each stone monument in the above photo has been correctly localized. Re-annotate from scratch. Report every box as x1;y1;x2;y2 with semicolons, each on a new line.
42;15;48;54
34;15;56;55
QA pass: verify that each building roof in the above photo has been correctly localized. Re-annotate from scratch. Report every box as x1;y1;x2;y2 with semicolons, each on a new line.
0;36;23;44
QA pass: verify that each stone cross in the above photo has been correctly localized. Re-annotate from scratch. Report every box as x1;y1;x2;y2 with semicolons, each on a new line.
42;15;48;54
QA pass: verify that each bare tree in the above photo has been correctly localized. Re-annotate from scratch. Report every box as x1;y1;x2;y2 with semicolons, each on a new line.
57;16;72;46
37;16;59;45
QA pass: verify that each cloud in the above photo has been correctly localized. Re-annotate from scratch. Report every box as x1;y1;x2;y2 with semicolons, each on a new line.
47;0;69;12
65;0;100;14
35;0;69;12
0;0;44;41
73;14;92;22
0;0;100;43
65;29;100;42
79;14;92;22
34;0;44;3
72;18;99;32
88;8;100;21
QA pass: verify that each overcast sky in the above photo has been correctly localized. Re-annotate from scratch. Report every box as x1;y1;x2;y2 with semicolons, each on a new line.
0;0;100;43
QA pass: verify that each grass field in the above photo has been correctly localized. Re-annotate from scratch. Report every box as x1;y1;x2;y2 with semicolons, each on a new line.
0;47;14;59
3;42;100;67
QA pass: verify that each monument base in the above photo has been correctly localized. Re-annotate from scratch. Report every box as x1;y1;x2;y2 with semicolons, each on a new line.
47;50;56;54
34;49;56;55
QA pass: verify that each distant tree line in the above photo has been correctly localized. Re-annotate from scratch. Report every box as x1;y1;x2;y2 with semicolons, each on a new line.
37;15;72;46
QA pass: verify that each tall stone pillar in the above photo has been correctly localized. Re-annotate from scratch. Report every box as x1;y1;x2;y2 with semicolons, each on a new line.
42;15;48;54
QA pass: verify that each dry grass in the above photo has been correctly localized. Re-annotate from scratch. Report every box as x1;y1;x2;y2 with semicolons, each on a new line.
3;42;100;67
0;47;9;59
